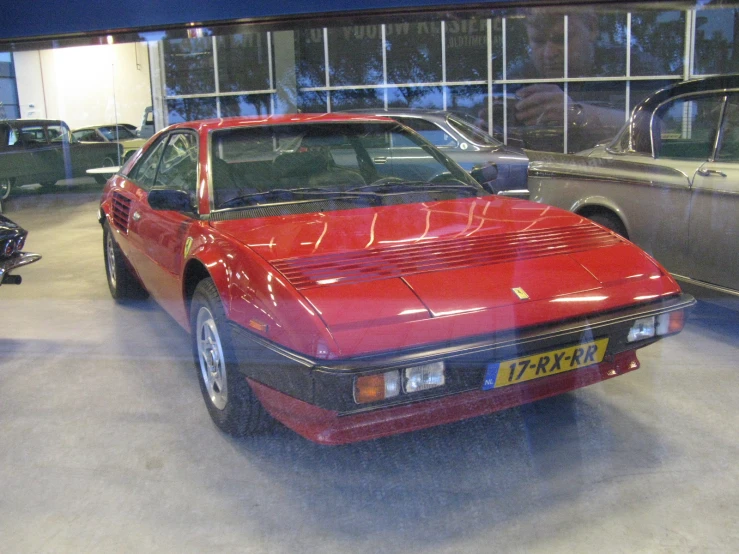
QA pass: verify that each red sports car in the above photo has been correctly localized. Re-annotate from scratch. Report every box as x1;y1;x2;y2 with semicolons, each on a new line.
98;114;694;445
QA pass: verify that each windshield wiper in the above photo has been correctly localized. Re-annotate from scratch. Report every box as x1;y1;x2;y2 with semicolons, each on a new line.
217;187;378;209
348;179;482;194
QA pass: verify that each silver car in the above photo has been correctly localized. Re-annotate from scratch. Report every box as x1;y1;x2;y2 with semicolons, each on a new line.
346;109;529;196
528;75;739;302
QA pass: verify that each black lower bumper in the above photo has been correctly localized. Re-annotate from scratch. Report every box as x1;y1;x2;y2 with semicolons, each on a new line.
228;293;695;414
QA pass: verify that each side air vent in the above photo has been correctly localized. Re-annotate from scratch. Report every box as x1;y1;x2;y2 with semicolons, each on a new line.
272;223;623;290
111;192;132;233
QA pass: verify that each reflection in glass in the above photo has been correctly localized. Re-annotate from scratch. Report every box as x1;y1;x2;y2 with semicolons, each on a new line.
386;20;442;84
507;9;627;79
331;89;383;111
629;79;677;112
297;90;327;113
631;11;685;76
167;98;218;123
217;32;272;93
295;28;325;89
571;11;627;78
445;18;490;82
387;86;442;109
328;25;383;86
694;7;739;75
447;85;487;122
163;37;215;96
220;95;272;117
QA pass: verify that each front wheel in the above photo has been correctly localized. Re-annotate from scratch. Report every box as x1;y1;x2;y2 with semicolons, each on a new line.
103;222;148;301
191;278;274;436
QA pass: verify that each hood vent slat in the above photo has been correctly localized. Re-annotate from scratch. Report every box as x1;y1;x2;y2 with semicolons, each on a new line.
272;224;622;290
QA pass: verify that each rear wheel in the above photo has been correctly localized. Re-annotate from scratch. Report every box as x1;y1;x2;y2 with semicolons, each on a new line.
95;157;116;185
0;178;12;200
103;222;148;301
586;211;628;239
191;278;274;436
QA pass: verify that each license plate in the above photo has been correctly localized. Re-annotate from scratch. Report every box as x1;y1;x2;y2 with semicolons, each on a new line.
482;338;609;390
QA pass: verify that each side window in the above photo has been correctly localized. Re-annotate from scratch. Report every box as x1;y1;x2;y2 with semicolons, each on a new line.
396;117;457;148
3;126;20;148
18;125;48;146
129;136;168;190
654;95;724;160
73;130;99;142
46;124;67;143
716;96;739;162
154;132;198;193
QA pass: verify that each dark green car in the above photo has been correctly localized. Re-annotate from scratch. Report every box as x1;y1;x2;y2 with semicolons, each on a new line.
0;119;123;200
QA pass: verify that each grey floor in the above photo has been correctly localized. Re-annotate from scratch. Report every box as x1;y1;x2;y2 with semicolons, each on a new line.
1;192;738;553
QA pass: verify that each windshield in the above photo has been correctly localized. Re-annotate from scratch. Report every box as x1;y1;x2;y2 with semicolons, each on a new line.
98;125;138;140
210;121;482;210
447;113;502;147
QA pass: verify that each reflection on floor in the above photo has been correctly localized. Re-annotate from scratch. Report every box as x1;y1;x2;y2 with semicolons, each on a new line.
1;194;737;553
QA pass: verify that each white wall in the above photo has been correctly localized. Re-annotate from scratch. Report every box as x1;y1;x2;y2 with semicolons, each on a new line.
14;41;152;130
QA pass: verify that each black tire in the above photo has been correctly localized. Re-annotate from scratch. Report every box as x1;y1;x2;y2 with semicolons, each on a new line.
587;211;628;239
103;221;149;301
191;278;274;436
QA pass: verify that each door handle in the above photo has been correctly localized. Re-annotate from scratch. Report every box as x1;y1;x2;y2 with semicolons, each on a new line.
132;211;141;221
373;156;387;164
697;168;727;177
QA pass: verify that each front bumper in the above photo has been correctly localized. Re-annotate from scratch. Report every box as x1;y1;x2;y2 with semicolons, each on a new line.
0;252;42;285
229;293;695;443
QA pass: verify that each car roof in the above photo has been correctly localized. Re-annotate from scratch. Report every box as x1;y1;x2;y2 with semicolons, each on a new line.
637;74;739;113
0;119;65;126
166;113;395;134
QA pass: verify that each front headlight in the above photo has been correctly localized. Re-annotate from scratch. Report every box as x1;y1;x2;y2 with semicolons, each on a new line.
627;310;687;343
403;362;445;393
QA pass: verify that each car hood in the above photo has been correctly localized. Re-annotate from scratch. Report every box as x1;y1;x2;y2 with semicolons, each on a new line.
116;138;147;150
211;197;677;354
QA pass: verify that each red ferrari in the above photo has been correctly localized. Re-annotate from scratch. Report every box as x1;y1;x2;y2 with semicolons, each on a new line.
99;114;694;444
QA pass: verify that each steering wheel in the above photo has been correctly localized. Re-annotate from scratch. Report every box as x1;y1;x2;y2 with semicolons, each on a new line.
428;172;455;184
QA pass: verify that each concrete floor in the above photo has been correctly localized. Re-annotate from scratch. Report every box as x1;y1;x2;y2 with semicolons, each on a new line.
1;192;738;553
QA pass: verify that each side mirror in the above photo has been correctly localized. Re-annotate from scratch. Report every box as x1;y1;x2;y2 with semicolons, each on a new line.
148;188;194;212
471;163;498;186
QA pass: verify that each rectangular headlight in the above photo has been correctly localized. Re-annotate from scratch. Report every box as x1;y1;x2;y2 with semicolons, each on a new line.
403;361;445;393
627;316;656;342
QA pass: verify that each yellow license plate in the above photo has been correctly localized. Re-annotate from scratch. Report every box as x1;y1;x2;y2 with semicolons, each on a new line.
482;338;609;390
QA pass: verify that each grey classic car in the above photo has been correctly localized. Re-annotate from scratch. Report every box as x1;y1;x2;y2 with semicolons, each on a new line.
0;119;123;199
345;109;529;196
528;75;739;303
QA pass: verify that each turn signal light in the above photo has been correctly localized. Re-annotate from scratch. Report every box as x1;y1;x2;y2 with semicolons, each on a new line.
354;371;400;404
657;309;686;335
